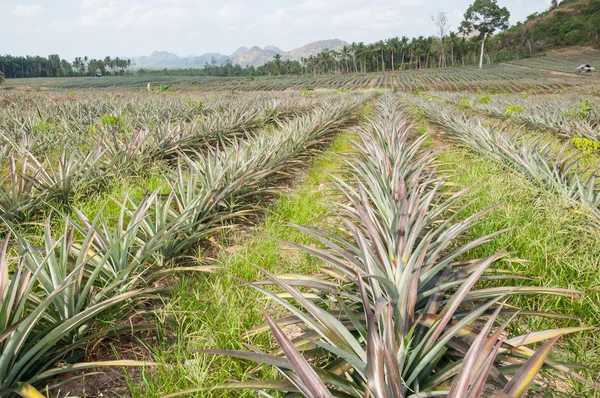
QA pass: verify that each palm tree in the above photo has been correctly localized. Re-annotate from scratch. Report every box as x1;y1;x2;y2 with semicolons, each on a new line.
375;40;386;72
408;38;416;68
350;42;358;73
285;59;291;75
273;53;282;75
48;54;61;77
103;56;112;75
114;56;122;74
328;49;341;73
458;37;468;66
60;59;72;76
399;36;409;70
357;42;367;73
448;31;457;66
73;57;82;76
368;43;378;72
424;36;434;68
387;37;400;71
340;45;350;74
315;53;325;74
307;55;317;75
323;50;335;74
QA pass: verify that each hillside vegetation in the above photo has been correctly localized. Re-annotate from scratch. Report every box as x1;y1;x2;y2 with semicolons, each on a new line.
493;0;600;59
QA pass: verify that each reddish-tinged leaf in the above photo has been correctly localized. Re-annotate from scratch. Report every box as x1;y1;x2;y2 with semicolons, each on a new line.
263;311;333;398
502;335;562;397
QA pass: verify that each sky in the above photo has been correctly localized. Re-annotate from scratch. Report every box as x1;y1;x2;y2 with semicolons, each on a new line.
2;0;553;60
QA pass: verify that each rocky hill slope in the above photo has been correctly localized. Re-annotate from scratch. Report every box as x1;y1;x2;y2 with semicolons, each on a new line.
493;0;600;56
133;39;347;68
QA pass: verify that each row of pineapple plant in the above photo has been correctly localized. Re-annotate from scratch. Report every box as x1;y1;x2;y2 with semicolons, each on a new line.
410;95;600;221
0;95;365;397
0;93;348;224
167;94;592;397
0;91;329;156
393;65;571;94
434;92;600;142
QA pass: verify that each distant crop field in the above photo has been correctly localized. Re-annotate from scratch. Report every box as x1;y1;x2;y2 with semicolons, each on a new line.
507;47;600;74
4;73;376;92
4;62;591;94
391;64;578;93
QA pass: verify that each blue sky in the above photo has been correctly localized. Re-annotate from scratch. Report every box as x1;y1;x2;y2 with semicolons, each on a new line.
2;0;553;59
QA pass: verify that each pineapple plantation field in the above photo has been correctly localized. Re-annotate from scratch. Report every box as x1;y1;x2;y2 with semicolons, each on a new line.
4;62;592;93
2;60;600;398
506;47;600;74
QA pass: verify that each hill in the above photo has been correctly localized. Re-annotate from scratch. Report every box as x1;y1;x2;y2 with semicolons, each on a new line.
287;39;347;61
493;0;600;57
233;46;272;67
136;51;182;66
229;47;249;59
133;39;347;68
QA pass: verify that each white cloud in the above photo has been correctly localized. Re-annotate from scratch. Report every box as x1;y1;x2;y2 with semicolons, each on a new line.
260;0;424;29
263;8;287;24
215;2;248;24
293;0;333;12
332;7;399;30
81;0;103;9
77;1;194;28
13;4;43;17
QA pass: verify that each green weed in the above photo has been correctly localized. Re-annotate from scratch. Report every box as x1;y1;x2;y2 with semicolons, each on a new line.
571;136;600;154
504;104;524;115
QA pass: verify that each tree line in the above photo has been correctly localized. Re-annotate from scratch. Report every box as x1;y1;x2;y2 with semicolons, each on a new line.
134;57;304;78
299;36;481;75
301;0;510;74
0;55;132;79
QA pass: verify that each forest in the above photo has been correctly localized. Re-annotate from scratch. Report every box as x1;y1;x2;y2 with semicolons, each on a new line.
0;55;131;79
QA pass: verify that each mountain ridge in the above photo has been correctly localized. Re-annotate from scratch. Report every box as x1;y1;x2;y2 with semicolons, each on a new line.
133;39;347;68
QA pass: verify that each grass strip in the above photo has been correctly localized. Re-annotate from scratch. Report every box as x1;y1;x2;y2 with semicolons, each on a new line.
123;134;355;398
436;143;600;397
